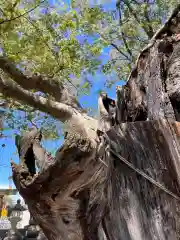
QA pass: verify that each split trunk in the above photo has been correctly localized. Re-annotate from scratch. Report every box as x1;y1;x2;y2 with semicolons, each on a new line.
12;5;180;240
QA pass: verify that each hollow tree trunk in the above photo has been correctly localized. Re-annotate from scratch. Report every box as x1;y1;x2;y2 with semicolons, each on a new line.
11;4;180;240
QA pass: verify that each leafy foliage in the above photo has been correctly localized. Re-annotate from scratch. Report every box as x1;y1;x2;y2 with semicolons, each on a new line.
94;0;178;80
0;0;105;135
0;0;178;137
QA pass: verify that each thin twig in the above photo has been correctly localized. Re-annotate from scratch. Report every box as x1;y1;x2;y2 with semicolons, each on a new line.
123;0;153;39
0;0;47;25
116;3;134;66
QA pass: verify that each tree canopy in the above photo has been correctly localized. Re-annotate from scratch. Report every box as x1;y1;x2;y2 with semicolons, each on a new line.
0;0;178;138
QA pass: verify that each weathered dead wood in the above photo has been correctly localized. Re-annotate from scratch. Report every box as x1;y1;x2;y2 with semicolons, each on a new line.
11;135;100;239
12;120;180;240
115;4;180;122
104;119;180;240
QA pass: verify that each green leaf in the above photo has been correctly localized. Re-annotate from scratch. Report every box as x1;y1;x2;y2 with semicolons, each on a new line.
0;0;178;138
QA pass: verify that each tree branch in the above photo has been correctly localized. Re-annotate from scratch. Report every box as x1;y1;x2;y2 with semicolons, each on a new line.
123;0;153;39
110;43;131;62
143;4;154;38
96;32;131;62
0;77;74;123
0;0;46;25
0;56;83;111
116;3;135;64
0;77;97;140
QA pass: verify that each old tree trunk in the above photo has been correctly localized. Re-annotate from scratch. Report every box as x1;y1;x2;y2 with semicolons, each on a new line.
1;5;180;240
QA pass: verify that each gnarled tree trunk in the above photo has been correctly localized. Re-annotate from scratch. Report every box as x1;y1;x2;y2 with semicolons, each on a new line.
8;4;180;240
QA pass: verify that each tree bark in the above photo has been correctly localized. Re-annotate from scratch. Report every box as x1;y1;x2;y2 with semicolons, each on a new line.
105;119;180;240
1;3;180;240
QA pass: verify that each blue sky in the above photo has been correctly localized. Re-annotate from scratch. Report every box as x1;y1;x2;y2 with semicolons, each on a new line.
0;0;124;201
